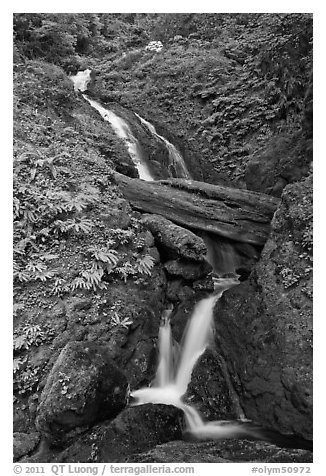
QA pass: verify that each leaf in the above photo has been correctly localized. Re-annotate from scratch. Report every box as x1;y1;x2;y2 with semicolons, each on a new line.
13;357;27;373
137;255;155;276
13;335;27;351
26;262;46;273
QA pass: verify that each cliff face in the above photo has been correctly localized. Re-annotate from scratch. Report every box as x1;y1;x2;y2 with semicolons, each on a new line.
214;175;313;439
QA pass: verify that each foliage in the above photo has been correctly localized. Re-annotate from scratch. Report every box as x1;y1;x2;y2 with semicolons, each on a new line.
136;255;155;275
13;323;53;351
87;246;119;267
110;312;133;329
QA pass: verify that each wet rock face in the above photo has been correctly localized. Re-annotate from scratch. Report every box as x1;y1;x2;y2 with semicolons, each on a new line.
213;176;313;440
184;349;239;421
164;259;212;280
36;341;129;447
128;439;313;463
55;404;184;463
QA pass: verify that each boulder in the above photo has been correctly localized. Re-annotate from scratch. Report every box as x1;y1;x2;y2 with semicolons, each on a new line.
128;439;312;463
184;349;240;421
164;259;212;280
13;432;40;461
36;341;129;446
114;173;280;246
213;176;313;440
141;214;207;261
55;404;183;463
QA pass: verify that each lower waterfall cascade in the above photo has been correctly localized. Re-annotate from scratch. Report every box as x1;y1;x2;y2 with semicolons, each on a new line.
130;278;263;441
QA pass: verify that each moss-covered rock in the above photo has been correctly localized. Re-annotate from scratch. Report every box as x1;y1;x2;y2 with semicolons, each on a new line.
128;439;313;463
55;404;183;463
213;175;313;439
36;341;128;446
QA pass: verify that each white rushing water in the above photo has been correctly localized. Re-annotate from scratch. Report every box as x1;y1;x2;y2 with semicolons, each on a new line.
70;70;154;181
70;69;93;92
83;96;154;181
70;70;192;182
131;278;260;440
135;113;191;179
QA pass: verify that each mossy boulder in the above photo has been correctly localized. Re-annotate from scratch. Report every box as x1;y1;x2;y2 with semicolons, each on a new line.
55;404;184;463
36;341;128;446
213;176;313;439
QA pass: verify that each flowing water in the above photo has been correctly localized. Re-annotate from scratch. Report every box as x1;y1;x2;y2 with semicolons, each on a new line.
69;70;308;448
131;278;262;441
70;70;191;182
83;96;154;181
135;113;191;179
70;69;93;92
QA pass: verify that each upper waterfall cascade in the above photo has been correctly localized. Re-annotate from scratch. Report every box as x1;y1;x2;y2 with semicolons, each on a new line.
70;69;93;92
135;112;191;179
83;96;154;182
70;70;191;182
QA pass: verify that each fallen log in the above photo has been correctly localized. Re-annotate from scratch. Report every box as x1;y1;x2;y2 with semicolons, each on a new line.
114;173;280;246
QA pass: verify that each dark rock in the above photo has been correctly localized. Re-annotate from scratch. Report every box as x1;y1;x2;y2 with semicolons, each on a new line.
185;349;240;421
192;275;215;295
128;439;313;463
114;173;279;246
115;161;139;178
244;133;311;197
141;214;207;261
213;176;313;440
36;341;129;447
55;404;184;463
13;432;41;461
164;259;212;280
166;280;195;303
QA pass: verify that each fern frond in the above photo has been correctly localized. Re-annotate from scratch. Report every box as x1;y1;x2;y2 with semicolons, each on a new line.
137;255;155;276
26;262;46;273
67;218;93;234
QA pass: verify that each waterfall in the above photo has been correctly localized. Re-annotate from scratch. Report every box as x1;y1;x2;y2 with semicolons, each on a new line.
135;113;191;179
83;96;154;182
70;70;154;181
131;277;261;440
71;69;260;443
70;69;92;92
70;70;191;182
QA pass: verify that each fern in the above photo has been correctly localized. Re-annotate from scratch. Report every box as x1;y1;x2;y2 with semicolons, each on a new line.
70;277;89;291
51;277;67;296
67;218;93;234
13;356;27;373
81;268;104;290
136;255;155;276
87;246;119;266
13;325;47;351
26;262;46;273
109;228;134;245
31;269;55;282
115;261;137;283
111;312;133;329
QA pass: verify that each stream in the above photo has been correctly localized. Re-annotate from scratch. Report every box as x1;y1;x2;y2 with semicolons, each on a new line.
70;70;312;450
